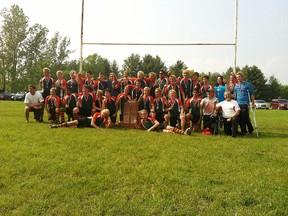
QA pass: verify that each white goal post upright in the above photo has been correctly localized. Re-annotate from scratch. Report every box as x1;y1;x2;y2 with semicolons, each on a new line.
79;0;239;73
234;0;239;73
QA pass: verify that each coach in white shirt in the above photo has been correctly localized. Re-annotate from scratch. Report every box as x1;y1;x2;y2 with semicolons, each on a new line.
215;91;240;137
24;84;44;122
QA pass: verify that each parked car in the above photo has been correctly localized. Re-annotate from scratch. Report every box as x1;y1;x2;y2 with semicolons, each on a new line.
14;91;27;101
0;92;4;100
4;91;13;100
0;91;13;100
10;93;15;100
270;99;288;110
254;100;269;109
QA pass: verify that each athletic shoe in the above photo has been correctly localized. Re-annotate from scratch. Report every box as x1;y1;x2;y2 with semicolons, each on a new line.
49;124;58;129
184;127;192;135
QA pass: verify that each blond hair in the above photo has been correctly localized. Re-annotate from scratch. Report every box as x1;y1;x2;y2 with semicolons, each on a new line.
182;69;190;76
236;71;244;77
101;109;110;116
43;67;50;73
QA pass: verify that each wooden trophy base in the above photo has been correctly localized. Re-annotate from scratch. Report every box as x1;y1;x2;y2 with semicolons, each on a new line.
120;100;139;129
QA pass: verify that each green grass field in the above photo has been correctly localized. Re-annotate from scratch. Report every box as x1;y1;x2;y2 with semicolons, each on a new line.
1;101;288;215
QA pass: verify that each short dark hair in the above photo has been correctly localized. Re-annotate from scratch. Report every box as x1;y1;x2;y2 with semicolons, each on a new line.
83;85;92;92
28;84;36;89
202;75;209;80
104;89;111;93
193;72;199;77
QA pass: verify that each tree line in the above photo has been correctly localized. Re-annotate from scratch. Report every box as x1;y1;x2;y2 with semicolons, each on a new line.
1;5;287;101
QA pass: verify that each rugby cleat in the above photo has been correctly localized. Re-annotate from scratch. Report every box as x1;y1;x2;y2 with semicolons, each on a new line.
184;127;192;135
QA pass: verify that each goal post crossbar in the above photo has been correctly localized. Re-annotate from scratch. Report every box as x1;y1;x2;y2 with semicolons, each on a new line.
82;42;235;46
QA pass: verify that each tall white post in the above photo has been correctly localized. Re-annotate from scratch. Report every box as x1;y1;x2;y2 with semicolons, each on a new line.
79;0;84;72
234;0;239;73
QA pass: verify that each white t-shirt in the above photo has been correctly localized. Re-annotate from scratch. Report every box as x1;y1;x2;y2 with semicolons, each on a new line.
216;99;240;118
24;92;44;105
200;97;218;115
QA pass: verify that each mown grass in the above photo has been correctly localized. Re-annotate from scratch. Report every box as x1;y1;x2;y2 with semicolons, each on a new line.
0;101;288;215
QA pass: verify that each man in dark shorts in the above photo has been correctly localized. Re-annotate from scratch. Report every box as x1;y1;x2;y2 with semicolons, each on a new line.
50;109;110;129
136;109;191;135
24;85;44;123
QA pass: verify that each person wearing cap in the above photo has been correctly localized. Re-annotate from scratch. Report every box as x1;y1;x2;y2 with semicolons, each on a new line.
200;87;219;134
234;71;255;134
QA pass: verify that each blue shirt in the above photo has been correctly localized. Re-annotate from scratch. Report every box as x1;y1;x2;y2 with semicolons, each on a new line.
234;81;255;105
215;85;226;102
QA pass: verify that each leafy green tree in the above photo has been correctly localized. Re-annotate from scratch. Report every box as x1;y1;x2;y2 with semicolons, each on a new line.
241;65;268;100
82;53;112;78
20;24;49;89
1;5;73;90
224;66;240;79
43;32;73;73
1;5;29;91
110;60;119;76
267;75;281;101
0;35;6;90
141;54;165;75
122;54;143;77
280;85;288;99
169;60;187;77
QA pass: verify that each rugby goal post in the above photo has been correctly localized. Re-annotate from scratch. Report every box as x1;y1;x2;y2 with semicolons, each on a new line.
79;0;239;73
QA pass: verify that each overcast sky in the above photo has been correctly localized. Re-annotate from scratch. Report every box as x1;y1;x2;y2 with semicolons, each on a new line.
1;0;288;84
